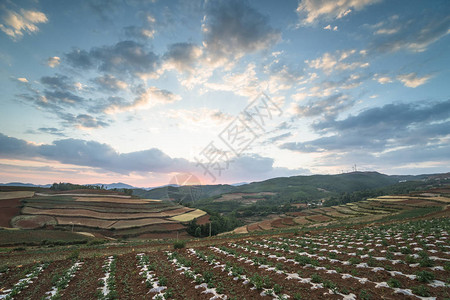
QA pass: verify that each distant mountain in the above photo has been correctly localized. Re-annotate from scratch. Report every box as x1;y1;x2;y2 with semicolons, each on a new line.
0;182;52;188
231;182;249;186
92;182;136;189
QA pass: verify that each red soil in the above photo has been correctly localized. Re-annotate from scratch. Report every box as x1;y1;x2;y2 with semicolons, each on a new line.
0;198;21;227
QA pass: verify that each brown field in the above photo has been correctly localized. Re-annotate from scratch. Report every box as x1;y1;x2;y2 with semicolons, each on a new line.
56;216;116;228
22;206;191;219
0;191;35;200
213;192;276;204
292;216;312;225
195;214;210;225
271;218;289;228
247;223;262;232
74;197;157;204
258;220;274;230
305;214;332;222
232;225;249;234
0;198;22;227
12;215;57;229
55;216;175;229
112;218;176;229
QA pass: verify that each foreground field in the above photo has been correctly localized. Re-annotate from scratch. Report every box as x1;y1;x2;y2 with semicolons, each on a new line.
0;218;448;299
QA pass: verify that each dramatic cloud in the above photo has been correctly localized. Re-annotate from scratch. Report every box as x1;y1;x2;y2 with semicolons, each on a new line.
397;73;432;88
202;0;281;64
282;99;450;154
0;7;48;40
0;133;308;180
297;0;382;24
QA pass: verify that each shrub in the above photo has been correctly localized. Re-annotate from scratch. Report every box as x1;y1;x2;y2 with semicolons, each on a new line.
173;240;186;249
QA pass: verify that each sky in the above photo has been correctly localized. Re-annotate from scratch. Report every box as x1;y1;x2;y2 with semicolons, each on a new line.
0;0;449;187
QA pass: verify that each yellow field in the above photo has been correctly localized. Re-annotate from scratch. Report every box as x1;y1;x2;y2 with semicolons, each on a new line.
0;191;35;200
233;226;249;234
169;209;206;222
367;197;405;202
74;197;160;204
368;196;450;203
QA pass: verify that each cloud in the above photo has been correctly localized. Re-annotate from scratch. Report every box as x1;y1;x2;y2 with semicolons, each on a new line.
323;24;337;31
0;7;48;40
66;41;160;79
47;56;61;68
65;49;94;69
0;133;36;158
86;0;121;21
373;74;392;84
306;49;369;74
40;74;74;91
397;73;432;88
202;0;281;64
98;86;181;114
162;42;203;74
205;63;260;97
123;13;156;40
0;132;310;182
26;127;66;137
164;108;233;127
264;58;304;93
290;93;355;118
92;74;128;91
17;77;28;83
297;0;382;24
370;13;450;53
282;99;450;155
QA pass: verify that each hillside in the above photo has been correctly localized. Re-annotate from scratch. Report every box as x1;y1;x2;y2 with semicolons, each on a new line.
231;186;450;234
0;188;209;241
134;172;449;216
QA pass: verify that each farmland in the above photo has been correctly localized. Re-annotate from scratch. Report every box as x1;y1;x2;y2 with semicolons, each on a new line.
232;193;449;234
0;217;448;299
0;189;208;239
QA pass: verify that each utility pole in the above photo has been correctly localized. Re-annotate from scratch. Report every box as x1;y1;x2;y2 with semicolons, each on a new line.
209;222;211;237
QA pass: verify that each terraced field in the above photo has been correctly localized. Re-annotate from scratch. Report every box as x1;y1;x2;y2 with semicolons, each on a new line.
1;218;448;299
233;194;449;234
0;190;207;239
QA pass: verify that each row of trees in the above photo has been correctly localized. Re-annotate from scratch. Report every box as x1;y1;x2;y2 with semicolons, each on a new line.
186;211;243;237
